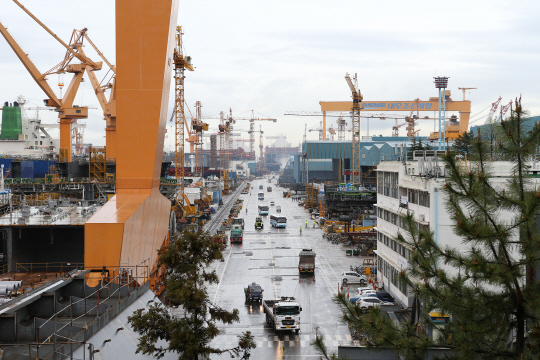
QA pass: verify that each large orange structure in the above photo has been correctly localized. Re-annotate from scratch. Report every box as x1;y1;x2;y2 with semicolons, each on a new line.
85;0;179;286
319;94;471;142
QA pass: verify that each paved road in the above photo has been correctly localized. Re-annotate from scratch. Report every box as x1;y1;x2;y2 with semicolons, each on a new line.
207;177;368;360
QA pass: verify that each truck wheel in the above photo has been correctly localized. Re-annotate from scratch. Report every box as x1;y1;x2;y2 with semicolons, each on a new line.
342;278;348;285
295;329;300;334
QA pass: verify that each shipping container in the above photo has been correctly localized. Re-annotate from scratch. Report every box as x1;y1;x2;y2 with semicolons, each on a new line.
21;161;34;180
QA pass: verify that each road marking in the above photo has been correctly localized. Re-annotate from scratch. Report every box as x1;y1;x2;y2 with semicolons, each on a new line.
212;245;232;305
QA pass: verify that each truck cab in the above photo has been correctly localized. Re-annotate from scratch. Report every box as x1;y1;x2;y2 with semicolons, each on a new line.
230;225;243;243
263;297;302;333
244;282;264;302
232;218;245;230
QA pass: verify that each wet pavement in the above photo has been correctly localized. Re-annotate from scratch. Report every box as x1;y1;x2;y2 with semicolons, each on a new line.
206;178;373;360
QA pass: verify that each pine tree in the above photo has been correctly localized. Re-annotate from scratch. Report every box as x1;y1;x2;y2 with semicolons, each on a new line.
128;230;256;360
321;98;540;359
452;130;474;156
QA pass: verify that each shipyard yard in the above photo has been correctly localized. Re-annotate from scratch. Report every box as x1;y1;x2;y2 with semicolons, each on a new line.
205;178;361;360
1;1;540;360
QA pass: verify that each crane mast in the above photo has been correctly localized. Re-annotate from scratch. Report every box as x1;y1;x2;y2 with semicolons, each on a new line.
173;26;194;210
258;125;264;173
337;115;347;140
193;101;204;181
345;73;362;184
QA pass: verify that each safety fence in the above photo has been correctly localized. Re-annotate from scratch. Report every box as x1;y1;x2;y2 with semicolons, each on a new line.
33;259;150;359
15;262;85;275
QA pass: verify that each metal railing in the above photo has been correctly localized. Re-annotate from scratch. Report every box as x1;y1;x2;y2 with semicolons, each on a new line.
35;259;150;359
16;262;84;275
0;341;98;360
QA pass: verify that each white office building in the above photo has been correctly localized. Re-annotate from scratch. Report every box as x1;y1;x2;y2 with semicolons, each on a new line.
374;154;525;309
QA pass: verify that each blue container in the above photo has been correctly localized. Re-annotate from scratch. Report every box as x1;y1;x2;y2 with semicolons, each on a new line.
34;160;55;178
21;161;34;180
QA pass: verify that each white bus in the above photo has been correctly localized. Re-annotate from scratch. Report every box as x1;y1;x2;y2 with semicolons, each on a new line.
270;214;287;228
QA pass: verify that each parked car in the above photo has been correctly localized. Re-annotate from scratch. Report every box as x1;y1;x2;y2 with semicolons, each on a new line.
355;289;377;297
356;297;387;312
349;293;378;304
376;291;395;303
341;272;367;285
356;286;373;294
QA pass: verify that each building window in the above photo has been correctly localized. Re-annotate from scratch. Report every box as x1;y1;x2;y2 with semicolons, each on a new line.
419;191;430;207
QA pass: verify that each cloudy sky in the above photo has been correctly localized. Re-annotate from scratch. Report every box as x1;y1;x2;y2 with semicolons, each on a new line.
1;0;540;152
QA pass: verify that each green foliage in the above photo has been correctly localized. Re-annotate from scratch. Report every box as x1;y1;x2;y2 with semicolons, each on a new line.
452;130;474;156
329;98;540;359
128;230;256;360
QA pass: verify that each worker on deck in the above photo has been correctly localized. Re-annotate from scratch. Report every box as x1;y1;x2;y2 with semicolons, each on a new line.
313;220;316;228
299;226;302;235
305;220;308;228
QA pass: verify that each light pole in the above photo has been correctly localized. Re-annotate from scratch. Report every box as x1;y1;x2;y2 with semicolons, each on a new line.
434;77;449;151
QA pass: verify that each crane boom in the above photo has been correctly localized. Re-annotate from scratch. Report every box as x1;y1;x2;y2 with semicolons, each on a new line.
0;22;61;107
83;34;116;73
13;0;97;68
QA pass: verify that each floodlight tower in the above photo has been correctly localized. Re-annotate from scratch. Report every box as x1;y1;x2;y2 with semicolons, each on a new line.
434;77;449;151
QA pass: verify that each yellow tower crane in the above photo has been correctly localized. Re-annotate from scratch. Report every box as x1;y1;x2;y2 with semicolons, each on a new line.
173;26;196;217
192;101;208;182
345;73;362;184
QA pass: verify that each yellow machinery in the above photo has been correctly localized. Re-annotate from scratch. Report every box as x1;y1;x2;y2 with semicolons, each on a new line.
89;147;107;182
304;183;318;209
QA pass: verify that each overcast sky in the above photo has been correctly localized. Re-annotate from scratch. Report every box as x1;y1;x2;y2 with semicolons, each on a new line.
1;0;540;153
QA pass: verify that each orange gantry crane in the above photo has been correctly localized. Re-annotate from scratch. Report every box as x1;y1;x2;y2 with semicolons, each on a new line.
0;1;104;162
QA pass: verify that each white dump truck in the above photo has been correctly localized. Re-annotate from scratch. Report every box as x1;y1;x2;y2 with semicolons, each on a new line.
263;297;302;333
